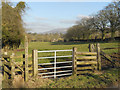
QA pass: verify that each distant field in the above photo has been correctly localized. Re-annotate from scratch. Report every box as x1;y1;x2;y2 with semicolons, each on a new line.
13;41;119;63
28;41;119;52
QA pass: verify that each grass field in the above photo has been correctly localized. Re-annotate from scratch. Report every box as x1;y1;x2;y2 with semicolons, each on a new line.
28;41;119;53
13;41;119;63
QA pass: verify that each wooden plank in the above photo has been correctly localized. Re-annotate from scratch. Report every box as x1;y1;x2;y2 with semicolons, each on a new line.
4;61;10;66
13;62;24;72
16;62;23;65
77;56;97;60
13;54;32;59
100;51;113;63
4;66;11;73
15;67;31;72
76;52;97;55
15;61;32;66
15;68;22;72
77;66;93;70
2;56;9;80
77;61;97;65
2;55;10;58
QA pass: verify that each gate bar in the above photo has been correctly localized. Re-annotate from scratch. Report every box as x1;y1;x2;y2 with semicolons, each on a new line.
41;73;72;78
38;49;72;53
38;55;72;59
38;66;72;70
38;70;72;75
38;61;72;65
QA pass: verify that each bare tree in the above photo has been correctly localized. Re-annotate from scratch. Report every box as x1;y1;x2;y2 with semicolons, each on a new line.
102;0;120;39
92;11;109;40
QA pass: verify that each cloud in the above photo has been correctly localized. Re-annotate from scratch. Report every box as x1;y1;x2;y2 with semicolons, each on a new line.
24;21;57;33
59;14;90;25
60;19;76;24
24;14;91;33
35;17;49;21
23;15;56;33
76;15;90;19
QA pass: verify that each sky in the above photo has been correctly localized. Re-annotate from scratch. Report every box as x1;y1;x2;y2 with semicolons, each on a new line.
13;1;112;33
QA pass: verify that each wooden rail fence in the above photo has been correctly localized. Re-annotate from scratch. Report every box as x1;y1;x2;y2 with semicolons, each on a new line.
2;43;104;83
72;44;101;75
100;46;119;68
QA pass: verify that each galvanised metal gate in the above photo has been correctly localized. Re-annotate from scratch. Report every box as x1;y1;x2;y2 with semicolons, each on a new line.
37;49;73;78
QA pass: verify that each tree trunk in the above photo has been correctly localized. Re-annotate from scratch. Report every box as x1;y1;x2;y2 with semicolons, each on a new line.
88;33;91;39
83;34;85;40
111;31;115;40
101;31;105;40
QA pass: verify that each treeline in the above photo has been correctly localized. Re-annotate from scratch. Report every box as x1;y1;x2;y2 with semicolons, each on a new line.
64;0;120;41
27;33;64;42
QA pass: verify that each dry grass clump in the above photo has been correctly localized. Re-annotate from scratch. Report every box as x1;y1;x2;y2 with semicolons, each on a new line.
12;75;24;88
24;76;53;88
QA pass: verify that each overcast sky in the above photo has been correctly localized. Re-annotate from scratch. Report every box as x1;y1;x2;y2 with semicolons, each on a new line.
13;1;112;33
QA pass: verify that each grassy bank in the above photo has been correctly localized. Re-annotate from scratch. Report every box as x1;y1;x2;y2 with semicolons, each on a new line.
3;68;119;88
24;68;119;88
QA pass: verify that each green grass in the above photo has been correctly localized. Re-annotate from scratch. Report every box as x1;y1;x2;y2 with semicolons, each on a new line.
29;41;118;54
13;41;119;63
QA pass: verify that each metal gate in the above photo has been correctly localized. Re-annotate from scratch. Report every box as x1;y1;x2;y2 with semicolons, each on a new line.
37;49;73;78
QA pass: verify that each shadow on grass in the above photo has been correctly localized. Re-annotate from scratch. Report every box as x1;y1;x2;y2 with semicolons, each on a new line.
51;41;95;45
51;41;118;45
87;67;119;87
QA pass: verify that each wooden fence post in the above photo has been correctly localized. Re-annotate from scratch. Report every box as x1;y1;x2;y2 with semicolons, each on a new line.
89;44;95;52
24;36;28;81
10;53;15;81
32;49;38;77
72;47;77;75
96;43;101;70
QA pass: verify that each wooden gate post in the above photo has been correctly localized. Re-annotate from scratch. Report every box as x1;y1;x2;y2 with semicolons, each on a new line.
72;47;77;75
96;43;101;70
32;49;38;77
10;53;15;81
24;36;28;81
